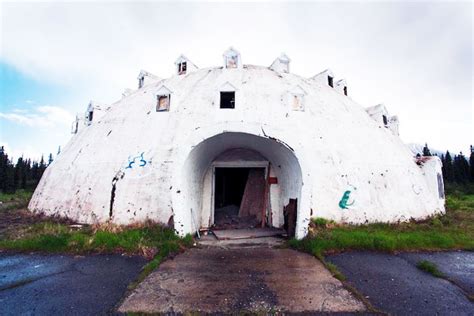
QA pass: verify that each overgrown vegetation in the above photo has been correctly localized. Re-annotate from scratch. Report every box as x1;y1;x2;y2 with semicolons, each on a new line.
0;189;33;211
290;187;474;257
0;221;193;257
416;260;444;278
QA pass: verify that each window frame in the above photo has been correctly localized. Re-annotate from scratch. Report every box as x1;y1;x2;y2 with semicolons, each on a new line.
328;76;334;88
220;91;235;109
156;94;171;112
178;62;187;75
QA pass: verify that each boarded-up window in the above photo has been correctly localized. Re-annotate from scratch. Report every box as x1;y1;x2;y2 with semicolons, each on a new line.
157;95;170;112
226;55;238;68
437;173;445;199
328;76;334;88
220;92;235;109
291;94;304;111
178;62;187;75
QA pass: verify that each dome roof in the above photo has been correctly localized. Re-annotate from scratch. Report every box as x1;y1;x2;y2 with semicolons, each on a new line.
29;55;445;239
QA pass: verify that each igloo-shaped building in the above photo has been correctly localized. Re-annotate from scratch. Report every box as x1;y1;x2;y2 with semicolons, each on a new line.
29;48;445;239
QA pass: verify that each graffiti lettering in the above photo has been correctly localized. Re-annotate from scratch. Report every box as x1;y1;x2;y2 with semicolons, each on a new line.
339;190;355;209
126;152;147;169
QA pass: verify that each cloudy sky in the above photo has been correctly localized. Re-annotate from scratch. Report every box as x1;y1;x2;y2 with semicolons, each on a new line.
0;1;472;160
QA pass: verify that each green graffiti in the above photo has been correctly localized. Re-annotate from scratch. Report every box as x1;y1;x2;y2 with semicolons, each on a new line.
339;190;355;209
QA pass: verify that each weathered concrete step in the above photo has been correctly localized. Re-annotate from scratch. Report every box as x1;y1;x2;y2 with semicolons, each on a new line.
211;228;287;240
198;236;286;248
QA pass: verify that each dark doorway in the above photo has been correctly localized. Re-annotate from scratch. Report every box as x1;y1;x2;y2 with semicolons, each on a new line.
284;199;297;238
214;167;265;229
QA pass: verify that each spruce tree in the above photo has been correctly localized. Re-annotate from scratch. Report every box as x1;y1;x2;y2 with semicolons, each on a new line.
453;152;469;183
443;151;454;182
422;143;432;156
0;146;6;192
470;145;474;182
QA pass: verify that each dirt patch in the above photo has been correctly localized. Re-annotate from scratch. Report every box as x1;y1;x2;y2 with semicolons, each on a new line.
0;208;78;240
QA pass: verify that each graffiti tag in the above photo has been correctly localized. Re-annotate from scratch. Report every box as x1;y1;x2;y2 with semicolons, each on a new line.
126;152;147;169
339;190;355;209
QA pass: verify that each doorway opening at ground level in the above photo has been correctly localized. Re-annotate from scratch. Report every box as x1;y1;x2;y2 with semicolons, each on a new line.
213;167;266;230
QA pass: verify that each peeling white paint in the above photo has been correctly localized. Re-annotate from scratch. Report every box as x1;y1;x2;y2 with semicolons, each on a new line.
29;55;444;239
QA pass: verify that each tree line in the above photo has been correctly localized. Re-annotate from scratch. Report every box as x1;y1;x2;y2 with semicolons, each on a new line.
422;143;474;184
0;146;54;194
0;144;472;194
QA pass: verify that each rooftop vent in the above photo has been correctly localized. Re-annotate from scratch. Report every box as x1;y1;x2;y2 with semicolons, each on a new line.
137;70;160;89
311;69;335;88
223;47;242;69
174;55;198;75
269;53;290;73
335;79;348;96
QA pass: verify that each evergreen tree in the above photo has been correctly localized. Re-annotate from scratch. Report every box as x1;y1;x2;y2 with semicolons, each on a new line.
442;151;454;182
48;153;53;165
453;152;469;183
422;143;432;156
470;145;474;182
0;146;7;192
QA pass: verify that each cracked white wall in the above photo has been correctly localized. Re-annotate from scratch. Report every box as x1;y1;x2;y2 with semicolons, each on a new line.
29;64;444;239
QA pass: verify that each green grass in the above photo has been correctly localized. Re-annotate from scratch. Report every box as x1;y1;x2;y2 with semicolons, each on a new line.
0;221;193;255
416;260;444;278
290;192;474;257
0;189;33;210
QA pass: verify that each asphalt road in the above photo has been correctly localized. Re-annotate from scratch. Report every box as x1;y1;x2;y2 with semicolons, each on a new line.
0;252;146;315
327;251;474;315
1;249;472;315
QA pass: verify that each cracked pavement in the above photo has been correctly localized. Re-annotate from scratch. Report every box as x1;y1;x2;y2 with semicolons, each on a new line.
119;247;365;314
0;253;146;315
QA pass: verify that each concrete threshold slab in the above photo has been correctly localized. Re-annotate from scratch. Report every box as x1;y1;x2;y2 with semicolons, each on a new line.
119;247;365;314
212;228;287;240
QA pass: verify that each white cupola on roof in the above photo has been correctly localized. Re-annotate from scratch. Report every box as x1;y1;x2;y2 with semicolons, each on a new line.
335;79;348;96
270;53;291;73
137;70;160;89
365;104;400;136
312;69;335;88
223;47;242;69
175;55;198;75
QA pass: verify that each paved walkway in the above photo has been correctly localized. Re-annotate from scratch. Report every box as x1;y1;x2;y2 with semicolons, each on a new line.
327;251;474;315
0;252;146;315
119;247;365;314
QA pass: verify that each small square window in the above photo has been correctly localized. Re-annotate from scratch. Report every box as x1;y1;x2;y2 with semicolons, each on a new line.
220;92;235;109
157;95;170;112
178;62;187;75
328;76;334;88
226;55;238;69
291;94;304;111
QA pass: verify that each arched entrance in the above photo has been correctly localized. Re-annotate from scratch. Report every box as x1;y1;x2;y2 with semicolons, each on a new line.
176;132;304;238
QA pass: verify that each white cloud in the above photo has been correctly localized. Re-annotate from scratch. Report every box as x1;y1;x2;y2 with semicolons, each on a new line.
0;2;472;153
0;105;74;128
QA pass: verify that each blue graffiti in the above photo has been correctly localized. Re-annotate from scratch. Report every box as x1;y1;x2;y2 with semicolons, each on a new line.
126;152;147;169
339;190;355;209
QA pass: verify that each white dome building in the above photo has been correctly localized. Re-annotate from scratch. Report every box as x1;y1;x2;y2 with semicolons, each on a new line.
29;48;445;239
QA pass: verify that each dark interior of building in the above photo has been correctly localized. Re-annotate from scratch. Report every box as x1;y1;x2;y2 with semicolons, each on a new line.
213;167;264;229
